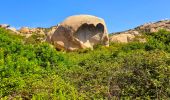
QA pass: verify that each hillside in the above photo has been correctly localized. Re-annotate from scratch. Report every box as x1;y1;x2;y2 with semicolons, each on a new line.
0;22;170;99
110;20;170;43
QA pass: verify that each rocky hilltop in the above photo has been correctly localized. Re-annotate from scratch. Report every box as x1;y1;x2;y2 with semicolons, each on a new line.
1;16;170;51
110;20;170;43
0;15;109;51
0;24;58;42
0;24;58;35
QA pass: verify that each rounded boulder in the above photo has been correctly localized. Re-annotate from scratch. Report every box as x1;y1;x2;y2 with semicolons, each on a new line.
50;15;109;51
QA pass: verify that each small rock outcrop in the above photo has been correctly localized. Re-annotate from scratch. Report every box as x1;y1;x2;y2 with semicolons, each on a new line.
110;33;135;43
0;24;19;34
18;27;45;34
110;20;170;43
0;24;10;28
49;15;109;51
0;23;59;42
19;27;30;34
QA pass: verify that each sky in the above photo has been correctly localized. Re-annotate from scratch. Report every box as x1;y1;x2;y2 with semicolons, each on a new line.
0;0;170;33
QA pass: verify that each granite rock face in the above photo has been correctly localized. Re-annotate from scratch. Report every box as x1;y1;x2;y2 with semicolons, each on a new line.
50;15;109;51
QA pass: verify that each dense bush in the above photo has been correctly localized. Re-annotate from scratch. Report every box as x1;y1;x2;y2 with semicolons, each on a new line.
0;28;76;99
0;28;170;99
145;29;170;52
112;50;170;99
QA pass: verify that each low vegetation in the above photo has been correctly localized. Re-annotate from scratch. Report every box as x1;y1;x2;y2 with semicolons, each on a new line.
0;28;170;99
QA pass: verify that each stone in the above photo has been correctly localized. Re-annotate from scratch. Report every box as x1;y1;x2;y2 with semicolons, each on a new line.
110;33;135;43
50;15;109;51
19;27;30;34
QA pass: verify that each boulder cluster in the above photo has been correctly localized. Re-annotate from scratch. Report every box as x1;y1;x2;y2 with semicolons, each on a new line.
0;24;58;42
18;26;58;38
1;15;170;51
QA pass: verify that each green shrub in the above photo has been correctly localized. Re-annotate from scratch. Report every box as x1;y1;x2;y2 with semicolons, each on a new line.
111;50;170;99
146;29;170;52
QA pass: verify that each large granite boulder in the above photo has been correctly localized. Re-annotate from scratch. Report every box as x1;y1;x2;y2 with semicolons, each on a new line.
46;26;58;43
110;33;135;43
49;15;109;51
109;30;145;43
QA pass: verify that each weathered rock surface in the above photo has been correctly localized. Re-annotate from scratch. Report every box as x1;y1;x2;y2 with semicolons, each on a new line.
110;20;170;43
110;33;135;43
46;26;58;43
50;15;109;51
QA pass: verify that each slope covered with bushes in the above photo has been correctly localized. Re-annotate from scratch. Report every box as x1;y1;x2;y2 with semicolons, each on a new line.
0;28;170;99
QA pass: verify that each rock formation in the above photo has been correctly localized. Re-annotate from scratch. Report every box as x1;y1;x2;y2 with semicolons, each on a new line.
18;27;45;34
0;24;10;28
2;18;170;49
49;15;109;51
19;27;30;34
110;20;170;43
0;24;20;34
110;33;135;43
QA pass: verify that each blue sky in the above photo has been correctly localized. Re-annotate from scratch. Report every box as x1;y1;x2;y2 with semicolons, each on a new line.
0;0;170;33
